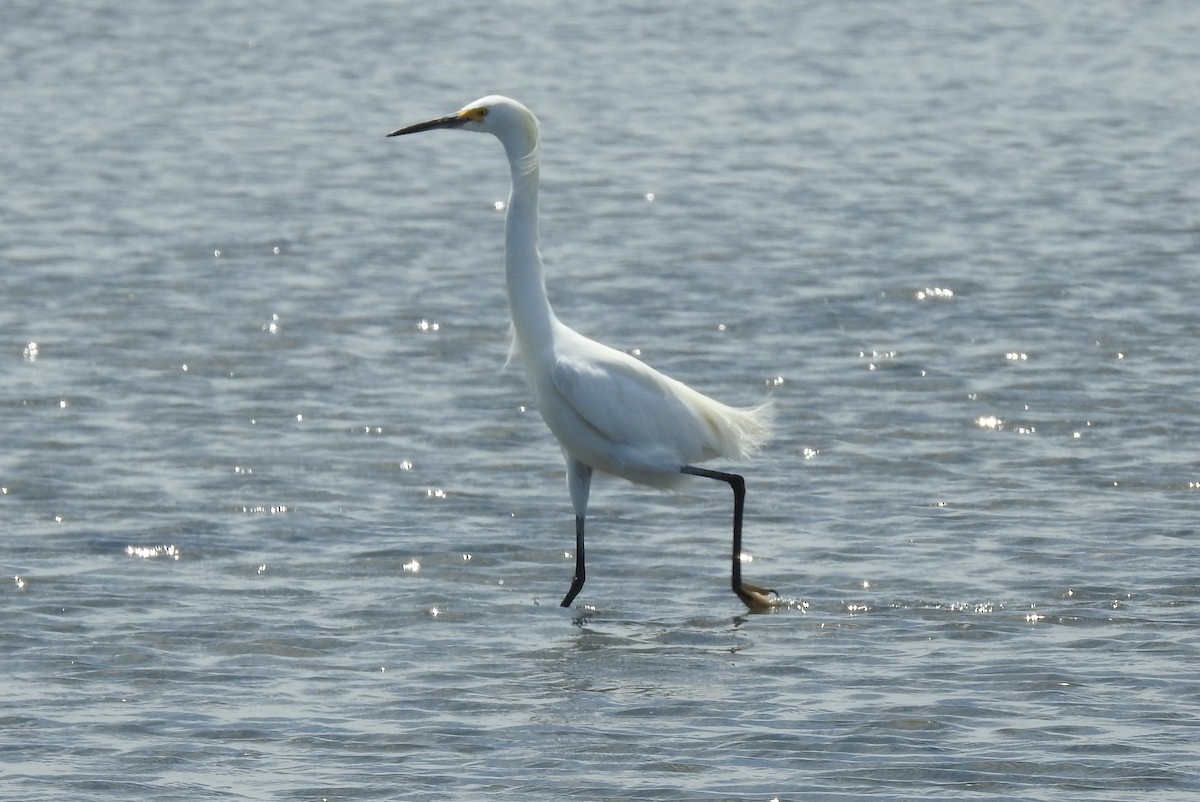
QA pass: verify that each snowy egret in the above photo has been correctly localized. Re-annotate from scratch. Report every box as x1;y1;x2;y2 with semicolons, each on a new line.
387;96;776;609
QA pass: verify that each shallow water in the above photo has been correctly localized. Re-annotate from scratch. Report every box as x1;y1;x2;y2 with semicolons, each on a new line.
3;1;1200;799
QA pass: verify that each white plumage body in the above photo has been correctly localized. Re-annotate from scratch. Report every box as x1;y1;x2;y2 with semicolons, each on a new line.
523;318;770;489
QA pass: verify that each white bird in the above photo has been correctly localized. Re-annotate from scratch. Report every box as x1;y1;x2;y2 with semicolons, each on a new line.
387;96;776;609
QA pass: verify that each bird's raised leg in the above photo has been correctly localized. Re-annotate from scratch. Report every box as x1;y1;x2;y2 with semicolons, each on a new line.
682;465;778;610
561;459;593;607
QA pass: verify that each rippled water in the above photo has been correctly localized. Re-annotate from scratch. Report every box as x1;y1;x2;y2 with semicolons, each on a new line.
3;1;1200;799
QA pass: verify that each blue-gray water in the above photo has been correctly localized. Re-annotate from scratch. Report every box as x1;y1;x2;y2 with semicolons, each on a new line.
3;2;1200;800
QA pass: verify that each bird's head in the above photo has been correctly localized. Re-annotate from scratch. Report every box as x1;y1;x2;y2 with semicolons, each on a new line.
387;95;539;147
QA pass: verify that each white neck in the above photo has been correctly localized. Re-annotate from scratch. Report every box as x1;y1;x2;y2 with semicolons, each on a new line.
501;131;556;362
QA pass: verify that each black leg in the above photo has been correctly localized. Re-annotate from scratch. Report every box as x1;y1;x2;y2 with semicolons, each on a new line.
560;514;586;607
682;465;776;608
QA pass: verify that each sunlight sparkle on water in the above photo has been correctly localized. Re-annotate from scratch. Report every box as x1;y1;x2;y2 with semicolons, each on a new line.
947;601;996;614
860;350;897;371
240;505;289;514
126;544;181;560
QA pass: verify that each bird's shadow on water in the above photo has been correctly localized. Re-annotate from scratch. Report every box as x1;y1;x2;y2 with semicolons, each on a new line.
561;608;758;657
542;592;815;657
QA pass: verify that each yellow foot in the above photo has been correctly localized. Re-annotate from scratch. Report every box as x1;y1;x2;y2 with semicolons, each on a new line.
736;582;781;611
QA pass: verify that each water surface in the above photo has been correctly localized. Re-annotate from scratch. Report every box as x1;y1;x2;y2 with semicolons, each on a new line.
3;1;1199;799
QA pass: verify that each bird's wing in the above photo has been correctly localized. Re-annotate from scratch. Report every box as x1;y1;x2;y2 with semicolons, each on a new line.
549;339;713;458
